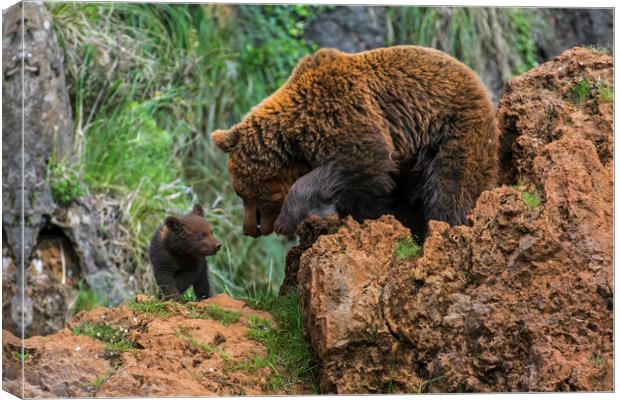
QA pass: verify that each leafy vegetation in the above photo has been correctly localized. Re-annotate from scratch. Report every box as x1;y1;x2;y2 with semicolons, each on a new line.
245;293;318;392
72;322;135;352
186;303;241;325
597;81;614;103
127;297;176;318
395;237;422;259
49;3;327;296
47;157;86;206
385;7;541;77
175;328;231;360
570;77;592;104
521;190;542;210
14;350;30;362
569;77;614;104
74;281;108;314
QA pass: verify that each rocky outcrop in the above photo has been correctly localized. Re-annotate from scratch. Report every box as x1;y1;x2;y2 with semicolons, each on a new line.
2;294;280;397
2;3;134;338
294;47;613;393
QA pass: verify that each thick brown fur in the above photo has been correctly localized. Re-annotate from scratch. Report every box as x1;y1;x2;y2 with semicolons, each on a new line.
149;204;221;299
211;46;499;238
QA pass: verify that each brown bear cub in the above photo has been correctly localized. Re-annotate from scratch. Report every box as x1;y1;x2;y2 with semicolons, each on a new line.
211;46;499;239
149;204;220;300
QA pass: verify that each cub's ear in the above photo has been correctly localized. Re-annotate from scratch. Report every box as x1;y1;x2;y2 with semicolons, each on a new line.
211;128;239;153
191;204;204;217
165;216;183;231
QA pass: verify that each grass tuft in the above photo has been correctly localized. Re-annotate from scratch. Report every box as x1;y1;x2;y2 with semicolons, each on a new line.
72;322;135;352
395;237;422;259
74;281;108;314
127;297;175;318
570;77;592;104
597;81;613;103
186;303;241;325
14;350;30;362
245;293;318;392
47;157;86;206
175;329;231;361
521;190;541;209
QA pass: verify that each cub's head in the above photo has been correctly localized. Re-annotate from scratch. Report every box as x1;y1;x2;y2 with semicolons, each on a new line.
211;126;304;237
164;204;221;256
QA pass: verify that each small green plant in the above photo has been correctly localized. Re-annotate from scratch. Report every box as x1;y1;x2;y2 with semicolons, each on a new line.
72;322;135;352
597;81;614;103
91;375;106;389
585;45;609;55
187;303;241;326
47;158;86;206
521;190;541;210
14;350;30;362
175;329;231;360
589;354;604;367
182;287;197;302
570;77;592;104
395;237;422;259
416;375;446;393
74;281;108;314
127;297;175;317
245;293;318;392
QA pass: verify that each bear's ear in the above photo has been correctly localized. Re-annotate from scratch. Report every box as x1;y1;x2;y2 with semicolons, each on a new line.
211;128;239;153
191;204;204;217
165;216;183;232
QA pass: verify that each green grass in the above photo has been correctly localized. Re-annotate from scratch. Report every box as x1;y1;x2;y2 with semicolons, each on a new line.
127;297;176;318
585;45;609;55
175;329;231;361
589;354;604;367
384;7;541;78
186;303;241;325
521;190;541;209
245;293;318;392
395;237;422;259
47;156;86;206
570;77;592;104
74;281;108;314
72;322;135;352
597;81;613;102
14;350;30;362
49;2;326;296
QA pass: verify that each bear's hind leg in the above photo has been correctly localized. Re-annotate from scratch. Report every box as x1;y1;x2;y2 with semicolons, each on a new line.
420;117;496;228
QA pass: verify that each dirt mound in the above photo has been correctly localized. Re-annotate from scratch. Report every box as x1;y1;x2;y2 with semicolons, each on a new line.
2;294;285;397
294;47;613;393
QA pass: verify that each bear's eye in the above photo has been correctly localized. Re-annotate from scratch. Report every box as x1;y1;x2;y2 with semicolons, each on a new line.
196;233;205;240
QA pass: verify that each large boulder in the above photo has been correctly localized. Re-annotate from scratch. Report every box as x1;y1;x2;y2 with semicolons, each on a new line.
294;47;613;393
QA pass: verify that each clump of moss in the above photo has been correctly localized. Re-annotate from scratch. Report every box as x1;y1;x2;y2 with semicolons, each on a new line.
395;237;422;259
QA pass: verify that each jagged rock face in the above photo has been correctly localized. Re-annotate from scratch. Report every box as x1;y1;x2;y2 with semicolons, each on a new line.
295;47;613;393
2;295;280;397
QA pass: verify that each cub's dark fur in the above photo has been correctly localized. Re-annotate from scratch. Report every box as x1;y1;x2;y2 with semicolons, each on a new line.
149;204;221;299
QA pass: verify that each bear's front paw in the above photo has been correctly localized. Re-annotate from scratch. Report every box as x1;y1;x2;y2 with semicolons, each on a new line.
274;212;301;236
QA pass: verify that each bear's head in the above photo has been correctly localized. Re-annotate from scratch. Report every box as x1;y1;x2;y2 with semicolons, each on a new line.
211;48;348;237
165;204;221;256
211;124;306;237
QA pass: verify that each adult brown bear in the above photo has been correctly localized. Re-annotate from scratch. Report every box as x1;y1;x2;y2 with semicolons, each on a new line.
211;46;498;238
